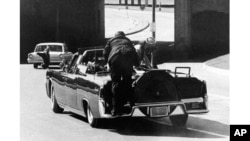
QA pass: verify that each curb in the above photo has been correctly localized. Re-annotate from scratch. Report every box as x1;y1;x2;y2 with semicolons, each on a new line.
125;21;150;36
202;63;229;76
106;15;150;38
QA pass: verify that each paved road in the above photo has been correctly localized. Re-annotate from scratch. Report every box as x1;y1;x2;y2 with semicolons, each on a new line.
105;7;174;41
20;64;229;141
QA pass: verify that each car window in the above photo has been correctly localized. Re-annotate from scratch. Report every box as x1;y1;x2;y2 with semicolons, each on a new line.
35;45;63;52
49;45;63;52
79;50;106;74
35;45;46;52
80;50;103;64
68;53;79;73
64;44;68;52
77;64;87;75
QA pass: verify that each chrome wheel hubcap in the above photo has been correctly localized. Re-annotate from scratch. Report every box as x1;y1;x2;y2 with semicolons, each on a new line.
87;107;93;124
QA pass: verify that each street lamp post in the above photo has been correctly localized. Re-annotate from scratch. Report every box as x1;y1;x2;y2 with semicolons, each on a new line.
151;0;156;67
152;0;156;38
159;1;161;11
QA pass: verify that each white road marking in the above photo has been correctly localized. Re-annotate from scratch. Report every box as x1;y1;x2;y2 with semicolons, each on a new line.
146;118;229;138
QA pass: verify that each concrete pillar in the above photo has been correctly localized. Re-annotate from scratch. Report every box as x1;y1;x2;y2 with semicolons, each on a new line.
131;0;134;5
20;0;105;63
119;0;122;5
175;0;229;58
174;0;191;59
138;0;141;5
145;0;148;6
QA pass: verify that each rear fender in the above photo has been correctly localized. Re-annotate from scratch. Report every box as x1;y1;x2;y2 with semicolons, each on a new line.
174;77;206;99
45;77;52;98
83;94;101;119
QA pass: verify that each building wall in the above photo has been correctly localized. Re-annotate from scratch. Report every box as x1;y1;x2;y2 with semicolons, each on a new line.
20;0;104;63
175;0;229;58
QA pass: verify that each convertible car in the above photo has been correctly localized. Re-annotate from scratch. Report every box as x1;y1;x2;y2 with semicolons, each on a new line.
45;47;209;128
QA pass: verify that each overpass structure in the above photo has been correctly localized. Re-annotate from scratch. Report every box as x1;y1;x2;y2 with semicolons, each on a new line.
20;0;229;63
175;0;229;59
20;0;105;63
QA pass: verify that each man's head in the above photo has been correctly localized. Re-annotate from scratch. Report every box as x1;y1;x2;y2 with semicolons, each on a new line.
145;37;156;53
44;45;50;52
114;31;125;37
145;37;156;45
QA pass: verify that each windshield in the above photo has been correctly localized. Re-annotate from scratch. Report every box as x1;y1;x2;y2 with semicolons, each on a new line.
35;45;63;52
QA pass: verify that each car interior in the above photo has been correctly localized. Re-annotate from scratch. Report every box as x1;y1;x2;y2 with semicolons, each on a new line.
35;45;63;52
77;49;107;75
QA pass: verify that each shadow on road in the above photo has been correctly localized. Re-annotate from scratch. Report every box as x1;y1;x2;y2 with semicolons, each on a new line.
106;117;227;139
65;111;228;139
187;116;229;136
48;66;61;70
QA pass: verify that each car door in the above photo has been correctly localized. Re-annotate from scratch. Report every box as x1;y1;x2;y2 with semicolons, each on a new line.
53;53;78;105
75;50;102;111
54;71;68;105
64;54;79;109
49;45;63;63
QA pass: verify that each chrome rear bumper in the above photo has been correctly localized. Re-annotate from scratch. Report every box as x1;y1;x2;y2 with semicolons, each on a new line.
98;97;208;118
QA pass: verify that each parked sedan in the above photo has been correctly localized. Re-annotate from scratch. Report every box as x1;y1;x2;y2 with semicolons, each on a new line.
27;42;73;68
45;47;209;128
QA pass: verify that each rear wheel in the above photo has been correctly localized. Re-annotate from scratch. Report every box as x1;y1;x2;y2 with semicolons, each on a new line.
169;114;188;127
51;86;64;113
33;63;39;69
87;105;100;128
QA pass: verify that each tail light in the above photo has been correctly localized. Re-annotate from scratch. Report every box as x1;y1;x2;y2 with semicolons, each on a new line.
201;81;207;94
28;54;33;58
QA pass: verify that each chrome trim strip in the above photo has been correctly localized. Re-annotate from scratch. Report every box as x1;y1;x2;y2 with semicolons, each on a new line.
98;97;209;118
186;109;209;114
181;97;204;103
134;101;183;107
